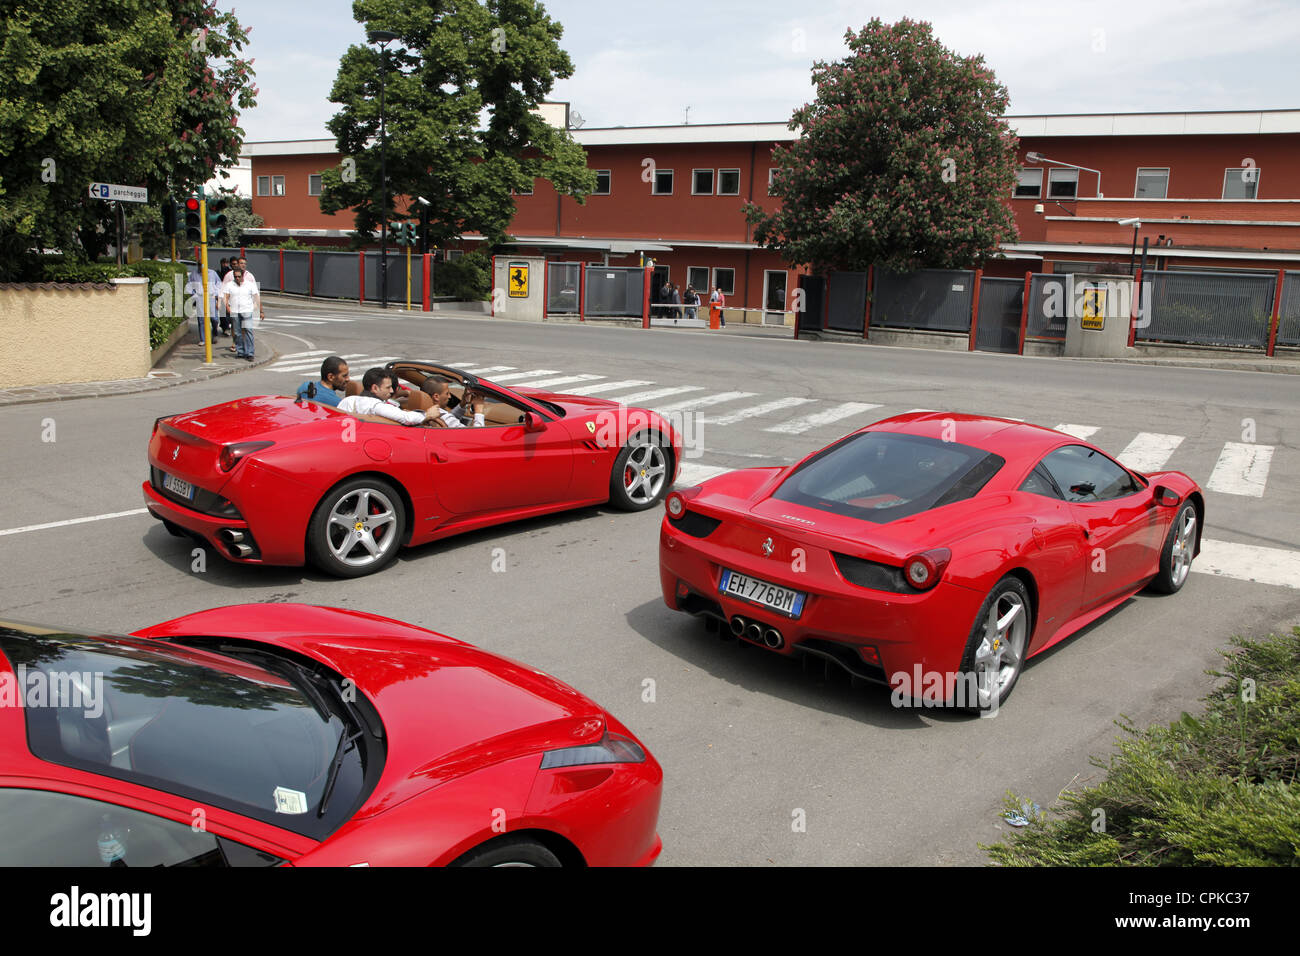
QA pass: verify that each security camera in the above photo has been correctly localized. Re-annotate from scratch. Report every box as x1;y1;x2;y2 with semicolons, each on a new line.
1118;217;1141;227
1025;151;1043;163
417;196;431;206
1034;203;1045;214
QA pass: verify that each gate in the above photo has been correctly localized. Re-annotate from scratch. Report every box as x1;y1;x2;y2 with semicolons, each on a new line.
546;262;582;314
1026;274;1068;341
1272;271;1299;347
872;268;974;332
583;265;644;317
975;278;1024;353
826;271;868;333
796;275;824;334
1138;270;1276;348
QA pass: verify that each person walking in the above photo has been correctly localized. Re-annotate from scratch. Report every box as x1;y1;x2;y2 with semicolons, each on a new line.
684;285;700;321
710;286;726;328
217;257;233;336
222;263;263;361
669;282;682;325
185;261;220;345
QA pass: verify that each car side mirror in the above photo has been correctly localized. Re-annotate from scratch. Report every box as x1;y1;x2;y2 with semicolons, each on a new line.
1153;485;1179;507
523;411;546;433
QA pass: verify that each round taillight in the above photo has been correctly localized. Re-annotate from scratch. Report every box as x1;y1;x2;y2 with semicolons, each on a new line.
903;548;951;591
906;558;932;587
665;493;685;518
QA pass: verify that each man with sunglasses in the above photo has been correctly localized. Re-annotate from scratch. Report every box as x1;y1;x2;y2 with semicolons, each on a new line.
221;263;264;361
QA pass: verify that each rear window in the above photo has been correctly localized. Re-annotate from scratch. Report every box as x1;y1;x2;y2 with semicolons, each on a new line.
772;432;1004;523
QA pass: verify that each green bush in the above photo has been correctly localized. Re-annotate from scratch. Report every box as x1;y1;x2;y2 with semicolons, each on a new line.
433;251;491;301
984;628;1300;866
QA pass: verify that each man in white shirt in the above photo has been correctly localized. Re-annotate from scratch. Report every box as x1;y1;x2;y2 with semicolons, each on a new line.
221;264;263;361
423;378;486;428
337;368;439;425
185;264;220;345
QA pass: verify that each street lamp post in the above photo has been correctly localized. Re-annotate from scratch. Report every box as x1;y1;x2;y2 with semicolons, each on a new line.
368;29;399;309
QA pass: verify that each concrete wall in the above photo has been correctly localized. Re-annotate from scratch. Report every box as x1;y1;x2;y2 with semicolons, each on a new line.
491;256;546;321
0;278;151;387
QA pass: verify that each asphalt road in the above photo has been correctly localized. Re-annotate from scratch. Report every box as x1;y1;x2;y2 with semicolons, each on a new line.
2;296;1298;865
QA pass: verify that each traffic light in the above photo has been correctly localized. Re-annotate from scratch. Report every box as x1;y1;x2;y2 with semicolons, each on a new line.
391;221;416;246
184;196;202;242
173;199;187;237
207;196;227;243
162;198;177;237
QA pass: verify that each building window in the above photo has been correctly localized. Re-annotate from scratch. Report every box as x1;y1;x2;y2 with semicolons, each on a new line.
692;169;714;195
271;175;286;196
445;249;463;262
308;174;322;197
717;169;740;195
1134;168;1168;199
712;267;735;295
687;266;709;292
653;169;673;195
593;170;611;195
1047;168;1078;199
1014;168;1042;198
256;175;270;196
767;168;777;195
1222;167;1260;199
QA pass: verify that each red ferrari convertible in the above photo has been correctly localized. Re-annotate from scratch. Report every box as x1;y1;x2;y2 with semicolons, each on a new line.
143;360;680;577
659;413;1204;711
0;604;662;866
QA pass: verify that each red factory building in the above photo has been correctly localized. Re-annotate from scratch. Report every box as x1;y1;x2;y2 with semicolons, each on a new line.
241;108;1300;319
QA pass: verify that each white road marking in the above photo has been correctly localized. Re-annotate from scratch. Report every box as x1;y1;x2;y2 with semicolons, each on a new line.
0;509;150;537
1054;423;1099;441
702;397;817;426
674;463;733;487
765;402;882;435
483;369;560;383
1205;442;1274;497
258;330;317;350
1117;432;1184;473
268;352;368;371
271;350;333;359
1196;538;1300;589
261;319;328;326
510;374;604;390
465;366;518;376
561;379;654;396
614;386;705;405
653;391;757;414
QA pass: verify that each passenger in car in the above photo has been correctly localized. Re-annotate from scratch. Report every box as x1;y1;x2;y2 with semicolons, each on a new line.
337;368;437;425
295;356;351;407
422;378;486;428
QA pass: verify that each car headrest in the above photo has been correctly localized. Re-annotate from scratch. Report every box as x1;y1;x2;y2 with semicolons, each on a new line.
344;380;363;397
404;389;433;412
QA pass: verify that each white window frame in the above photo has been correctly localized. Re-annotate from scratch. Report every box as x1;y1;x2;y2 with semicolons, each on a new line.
593;170;611;195
652;168;674;195
271;175;286;197
256;175;270;197
1014;168;1043;198
686;266;709;293
1133;167;1168;199
717;168;741;196
445;249;464;262
691;168;714;196
767;168;776;195
1222;167;1260;200
1047;168;1077;200
712;267;735;296
308;174;322;197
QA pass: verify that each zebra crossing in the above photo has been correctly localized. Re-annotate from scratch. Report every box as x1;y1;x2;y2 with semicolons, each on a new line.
264;352;1281;499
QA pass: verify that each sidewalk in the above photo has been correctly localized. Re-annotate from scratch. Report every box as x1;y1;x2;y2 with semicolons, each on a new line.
0;334;277;408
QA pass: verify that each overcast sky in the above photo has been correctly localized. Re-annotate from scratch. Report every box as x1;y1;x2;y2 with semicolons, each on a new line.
236;0;1300;142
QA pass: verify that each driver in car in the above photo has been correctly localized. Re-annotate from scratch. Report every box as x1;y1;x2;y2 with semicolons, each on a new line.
422;378;486;428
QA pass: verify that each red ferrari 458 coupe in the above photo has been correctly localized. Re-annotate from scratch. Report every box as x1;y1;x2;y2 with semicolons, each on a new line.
143;360;680;577
0;604;662;866
659;413;1204;711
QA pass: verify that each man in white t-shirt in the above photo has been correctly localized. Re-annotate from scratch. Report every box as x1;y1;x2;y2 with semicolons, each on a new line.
221;263;263;360
337;368;439;425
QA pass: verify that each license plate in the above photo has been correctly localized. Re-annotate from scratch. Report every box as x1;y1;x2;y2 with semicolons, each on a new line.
719;569;806;618
162;472;195;500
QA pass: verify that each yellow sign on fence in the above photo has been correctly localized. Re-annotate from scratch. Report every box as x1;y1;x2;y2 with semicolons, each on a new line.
508;262;529;298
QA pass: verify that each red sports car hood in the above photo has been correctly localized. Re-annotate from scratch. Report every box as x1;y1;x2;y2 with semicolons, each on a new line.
692;466;1019;563
132;604;606;816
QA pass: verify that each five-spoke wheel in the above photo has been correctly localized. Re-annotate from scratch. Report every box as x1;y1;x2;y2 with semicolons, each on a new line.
307;477;406;578
609;436;670;511
958;575;1032;713
1149;501;1197;594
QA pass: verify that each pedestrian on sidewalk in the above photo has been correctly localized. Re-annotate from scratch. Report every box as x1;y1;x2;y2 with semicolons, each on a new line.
710;286;726;328
222;265;263;361
217;258;233;336
684;285;699;321
670;282;681;324
185;262;220;345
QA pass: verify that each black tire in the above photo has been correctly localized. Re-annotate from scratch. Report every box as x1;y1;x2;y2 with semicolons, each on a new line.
305;476;406;578
956;575;1033;713
451;836;563;868
1147;501;1197;595
608;434;671;511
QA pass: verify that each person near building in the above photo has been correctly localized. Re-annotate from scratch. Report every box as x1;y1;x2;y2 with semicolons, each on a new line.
710;286;726;328
222;264;263;361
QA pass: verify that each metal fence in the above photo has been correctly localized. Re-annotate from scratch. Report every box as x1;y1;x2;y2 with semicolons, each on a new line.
311;250;359;300
1277;271;1300;347
1026;274;1068;340
583;265;644;317
826;271;868;332
1137;270;1276;349
547;262;582;314
872;268;974;332
975;278;1023;353
283;250;310;295
242;249;280;291
362;252;410;304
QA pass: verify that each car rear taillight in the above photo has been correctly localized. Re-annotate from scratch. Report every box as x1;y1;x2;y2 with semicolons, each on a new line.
903;548;951;590
665;492;686;517
218;441;274;472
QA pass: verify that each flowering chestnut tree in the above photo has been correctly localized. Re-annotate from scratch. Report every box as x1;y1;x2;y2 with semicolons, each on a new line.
745;18;1020;274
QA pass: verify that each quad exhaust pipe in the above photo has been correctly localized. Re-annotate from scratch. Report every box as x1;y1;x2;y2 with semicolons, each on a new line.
729;616;785;649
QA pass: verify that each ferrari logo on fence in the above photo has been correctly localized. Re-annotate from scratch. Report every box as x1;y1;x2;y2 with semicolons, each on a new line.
508;262;529;298
1080;287;1106;330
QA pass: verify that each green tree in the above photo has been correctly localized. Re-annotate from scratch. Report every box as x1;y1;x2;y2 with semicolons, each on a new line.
319;0;594;250
213;187;262;246
0;0;257;279
745;18;1020;274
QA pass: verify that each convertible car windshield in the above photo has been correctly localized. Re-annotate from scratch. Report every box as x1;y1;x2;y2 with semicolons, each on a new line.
772;432;1005;524
0;625;375;839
